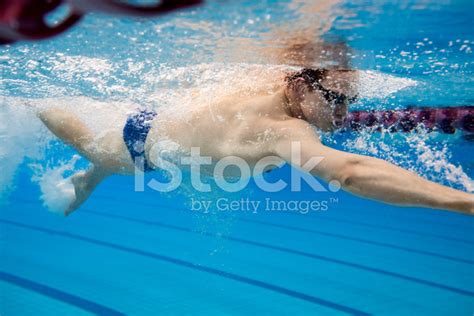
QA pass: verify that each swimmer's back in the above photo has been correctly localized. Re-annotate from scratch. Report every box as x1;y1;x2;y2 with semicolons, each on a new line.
145;92;290;165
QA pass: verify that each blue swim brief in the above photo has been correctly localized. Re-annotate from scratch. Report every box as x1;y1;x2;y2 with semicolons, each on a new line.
123;109;157;172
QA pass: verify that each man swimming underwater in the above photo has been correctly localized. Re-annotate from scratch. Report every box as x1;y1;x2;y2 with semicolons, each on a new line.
36;67;474;216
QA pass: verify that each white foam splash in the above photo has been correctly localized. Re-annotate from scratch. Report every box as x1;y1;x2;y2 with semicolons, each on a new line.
357;70;417;99
341;131;473;193
409;135;474;192
0;98;48;200
31;155;80;214
51;55;112;75
142;64;416;111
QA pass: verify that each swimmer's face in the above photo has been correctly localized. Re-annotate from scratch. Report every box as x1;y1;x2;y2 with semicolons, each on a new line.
287;77;349;131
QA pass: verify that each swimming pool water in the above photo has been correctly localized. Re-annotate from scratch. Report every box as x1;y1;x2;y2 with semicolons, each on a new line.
1;0;473;315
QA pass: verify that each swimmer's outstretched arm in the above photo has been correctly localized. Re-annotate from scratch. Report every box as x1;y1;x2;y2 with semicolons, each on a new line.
273;120;474;215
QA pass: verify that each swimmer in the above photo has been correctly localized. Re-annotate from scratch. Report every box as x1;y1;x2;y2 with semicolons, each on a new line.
34;67;474;216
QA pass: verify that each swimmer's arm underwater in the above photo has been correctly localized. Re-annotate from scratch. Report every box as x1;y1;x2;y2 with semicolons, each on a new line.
272;120;474;215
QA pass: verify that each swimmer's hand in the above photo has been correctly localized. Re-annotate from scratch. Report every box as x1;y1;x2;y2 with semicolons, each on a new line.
273;119;474;215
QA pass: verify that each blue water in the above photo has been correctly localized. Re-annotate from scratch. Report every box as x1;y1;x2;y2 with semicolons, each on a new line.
1;0;473;315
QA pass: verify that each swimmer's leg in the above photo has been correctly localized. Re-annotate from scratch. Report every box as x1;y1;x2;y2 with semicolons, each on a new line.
38;108;95;159
66;165;109;216
37;108;133;215
37;107;133;171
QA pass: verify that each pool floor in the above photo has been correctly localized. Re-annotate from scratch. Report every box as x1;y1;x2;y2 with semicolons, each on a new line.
1;172;473;315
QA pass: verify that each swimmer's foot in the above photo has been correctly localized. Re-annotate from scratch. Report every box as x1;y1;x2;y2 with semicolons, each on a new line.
65;171;91;216
64;166;108;216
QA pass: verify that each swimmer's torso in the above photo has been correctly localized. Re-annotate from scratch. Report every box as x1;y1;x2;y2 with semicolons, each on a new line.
145;91;290;174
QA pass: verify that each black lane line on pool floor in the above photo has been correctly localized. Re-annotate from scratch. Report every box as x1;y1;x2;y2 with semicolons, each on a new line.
79;209;474;297
92;195;474;245
0;271;125;316
0;219;371;316
9;198;474;264
3;213;474;300
235;217;474;265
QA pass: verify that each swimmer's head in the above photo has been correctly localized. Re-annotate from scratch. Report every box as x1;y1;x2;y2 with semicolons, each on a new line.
285;68;357;131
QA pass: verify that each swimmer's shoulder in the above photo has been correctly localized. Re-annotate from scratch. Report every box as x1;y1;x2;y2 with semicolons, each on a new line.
267;117;320;143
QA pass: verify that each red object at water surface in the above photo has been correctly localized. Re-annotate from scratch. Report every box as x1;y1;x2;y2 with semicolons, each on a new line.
0;0;202;44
